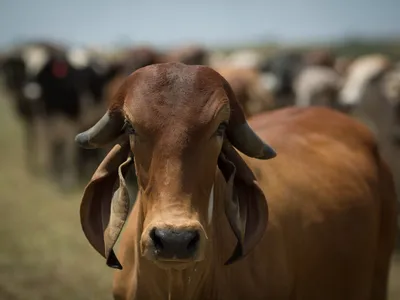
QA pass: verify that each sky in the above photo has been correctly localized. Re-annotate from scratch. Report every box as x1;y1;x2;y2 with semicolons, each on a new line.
0;0;399;49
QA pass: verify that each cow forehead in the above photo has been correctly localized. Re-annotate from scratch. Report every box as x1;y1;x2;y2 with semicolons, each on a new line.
124;64;229;129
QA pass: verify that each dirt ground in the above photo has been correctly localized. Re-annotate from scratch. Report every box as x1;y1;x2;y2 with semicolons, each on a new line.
0;94;399;300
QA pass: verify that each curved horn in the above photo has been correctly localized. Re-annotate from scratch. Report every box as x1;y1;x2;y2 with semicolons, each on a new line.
75;111;124;149
227;123;277;160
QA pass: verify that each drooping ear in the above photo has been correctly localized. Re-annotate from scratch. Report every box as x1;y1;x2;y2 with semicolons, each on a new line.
80;141;137;270
217;141;268;265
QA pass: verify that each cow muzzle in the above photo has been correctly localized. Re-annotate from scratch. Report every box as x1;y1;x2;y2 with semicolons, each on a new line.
141;221;206;269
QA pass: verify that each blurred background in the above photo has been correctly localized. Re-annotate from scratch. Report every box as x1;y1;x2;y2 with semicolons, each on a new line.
1;0;400;299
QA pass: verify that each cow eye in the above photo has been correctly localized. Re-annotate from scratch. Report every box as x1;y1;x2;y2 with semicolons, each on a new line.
215;121;228;137
123;120;136;135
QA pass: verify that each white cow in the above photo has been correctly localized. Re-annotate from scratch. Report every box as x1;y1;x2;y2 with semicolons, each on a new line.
294;66;342;107
339;54;392;107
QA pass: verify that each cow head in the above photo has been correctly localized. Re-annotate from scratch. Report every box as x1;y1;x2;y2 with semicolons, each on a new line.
75;63;276;270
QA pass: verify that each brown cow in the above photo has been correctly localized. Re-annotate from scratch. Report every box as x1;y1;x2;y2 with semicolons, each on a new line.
75;63;397;300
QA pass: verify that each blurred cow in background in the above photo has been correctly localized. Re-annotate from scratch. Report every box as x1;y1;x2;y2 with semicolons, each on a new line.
1;41;65;173
294;65;343;109
334;56;353;76
208;51;229;69
258;48;343;111
102;46;162;110
382;61;400;142
293;49;345;110
104;44;209;99
258;51;304;107
338;54;393;110
117;46;161;75
303;49;335;68
332;54;394;138
215;66;275;117
1;41;121;190
161;44;209;65
46;47;120;186
224;49;263;69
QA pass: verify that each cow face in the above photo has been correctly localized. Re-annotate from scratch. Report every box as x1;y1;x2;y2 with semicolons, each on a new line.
76;63;276;270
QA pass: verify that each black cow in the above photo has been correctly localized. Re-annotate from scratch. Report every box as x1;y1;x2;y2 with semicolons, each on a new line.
258;51;304;104
1;43;119;190
1;42;65;173
35;47;120;189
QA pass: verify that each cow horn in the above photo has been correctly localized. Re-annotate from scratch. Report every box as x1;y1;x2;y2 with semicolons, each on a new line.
75;111;124;149
228;123;276;159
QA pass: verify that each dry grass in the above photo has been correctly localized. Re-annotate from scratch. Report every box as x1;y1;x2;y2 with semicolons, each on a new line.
0;91;399;299
0;95;112;300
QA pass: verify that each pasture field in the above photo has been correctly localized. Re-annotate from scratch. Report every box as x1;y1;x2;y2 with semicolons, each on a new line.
0;91;399;299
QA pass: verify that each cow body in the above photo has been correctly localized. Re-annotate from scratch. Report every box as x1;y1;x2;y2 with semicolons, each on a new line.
75;63;397;300
112;107;397;300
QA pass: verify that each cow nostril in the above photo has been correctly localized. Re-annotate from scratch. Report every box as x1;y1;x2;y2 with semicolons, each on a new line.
149;228;201;259
187;231;200;252
150;228;164;251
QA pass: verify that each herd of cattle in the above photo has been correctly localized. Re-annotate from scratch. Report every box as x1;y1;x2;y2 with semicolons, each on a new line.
1;40;400;299
0;41;399;192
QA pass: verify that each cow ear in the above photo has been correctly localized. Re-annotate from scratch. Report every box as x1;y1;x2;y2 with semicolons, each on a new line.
80;141;138;270
217;142;268;265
